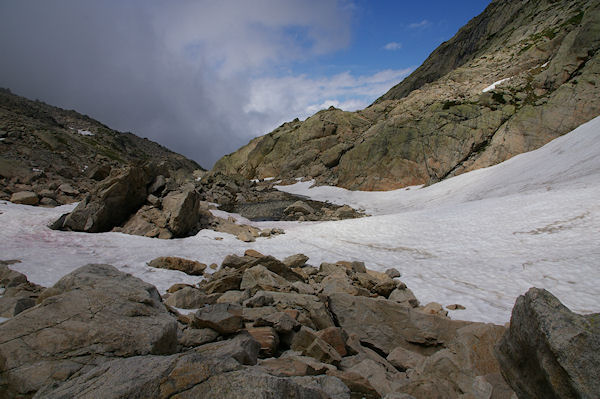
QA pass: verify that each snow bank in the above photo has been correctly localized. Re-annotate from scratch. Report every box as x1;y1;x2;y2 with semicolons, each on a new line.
0;117;599;324
482;77;511;92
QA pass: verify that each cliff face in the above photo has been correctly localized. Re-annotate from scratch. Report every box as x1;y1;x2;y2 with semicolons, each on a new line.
214;0;600;190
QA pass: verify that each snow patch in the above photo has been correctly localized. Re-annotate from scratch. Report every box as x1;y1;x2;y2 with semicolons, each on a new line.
0;117;599;324
77;129;94;136
482;77;511;93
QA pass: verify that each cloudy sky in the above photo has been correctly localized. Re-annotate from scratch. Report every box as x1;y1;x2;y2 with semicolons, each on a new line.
0;0;490;168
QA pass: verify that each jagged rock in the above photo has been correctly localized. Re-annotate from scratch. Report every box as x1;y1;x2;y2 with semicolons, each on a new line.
291;327;342;366
328;293;470;355
386;346;426;371
388;287;420;307
247;291;335;330
316;327;347;357
216;289;250;305
164;287;220;309
347;359;406;397
193;303;243;334
0;262;43;317
221;254;253;269
161;189;205;237
244;249;265;258
180;367;343;398
240;264;292;294
179;327;220;348
260;356;327;377
0;264;178;397
34;334;257;398
247;326;279;357
54;166;151;232
254;311;301;334
495;287;600;399
148;174;166;194
148;256;207;276
283;253;309;268
372;279;397;298
321;273;365;296
10;190;38;205
326;369;380;399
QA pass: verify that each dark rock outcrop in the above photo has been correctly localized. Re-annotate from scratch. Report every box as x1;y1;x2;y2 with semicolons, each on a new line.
495;287;600;399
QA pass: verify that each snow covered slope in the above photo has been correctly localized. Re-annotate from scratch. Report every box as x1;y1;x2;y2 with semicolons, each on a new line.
1;117;599;324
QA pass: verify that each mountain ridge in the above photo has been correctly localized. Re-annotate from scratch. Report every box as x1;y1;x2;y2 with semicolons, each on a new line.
214;0;599;190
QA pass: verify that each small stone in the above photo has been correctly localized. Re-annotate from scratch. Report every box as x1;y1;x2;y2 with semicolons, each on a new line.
420;302;448;317
237;231;255;242
446;304;466;310
384;268;401;279
209;263;218;269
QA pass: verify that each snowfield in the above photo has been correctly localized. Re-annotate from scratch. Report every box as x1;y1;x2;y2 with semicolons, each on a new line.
1;117;599;324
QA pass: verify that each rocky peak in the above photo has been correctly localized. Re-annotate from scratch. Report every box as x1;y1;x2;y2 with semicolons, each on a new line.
213;0;599;190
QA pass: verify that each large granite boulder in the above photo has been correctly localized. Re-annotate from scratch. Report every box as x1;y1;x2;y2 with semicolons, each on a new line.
52;165;151;232
0;264;178;397
495;287;600;399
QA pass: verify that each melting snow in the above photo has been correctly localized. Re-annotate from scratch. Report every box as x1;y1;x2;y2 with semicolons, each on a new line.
1;117;599;324
482;77;511;93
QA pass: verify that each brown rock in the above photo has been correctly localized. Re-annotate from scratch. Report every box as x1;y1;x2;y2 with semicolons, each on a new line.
10;191;39;205
148;256;207;276
386;346;426;371
446;304;466;310
291;326;342;366
247;326;279;357
316;327;347;357
244;249;265;258
164;287;220;309
283;253;309;268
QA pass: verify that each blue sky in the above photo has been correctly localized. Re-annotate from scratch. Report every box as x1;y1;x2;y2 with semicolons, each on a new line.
0;0;492;167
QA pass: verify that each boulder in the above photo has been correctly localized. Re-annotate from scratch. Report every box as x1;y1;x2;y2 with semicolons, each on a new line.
216;289;250;305
34;334;258;398
386;346;425;371
148;256;207;276
495;287;600;399
193;303;243;334
316;327;348;357
55;166;151;232
10;191;38;205
328;293;470;355
0;264;178;397
58;183;78;195
161;189;207;237
179;327;220;348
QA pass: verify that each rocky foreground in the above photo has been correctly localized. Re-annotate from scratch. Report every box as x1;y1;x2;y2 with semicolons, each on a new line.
1;253;597;398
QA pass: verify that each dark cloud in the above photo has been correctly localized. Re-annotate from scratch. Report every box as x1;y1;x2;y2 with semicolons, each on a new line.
0;1;354;168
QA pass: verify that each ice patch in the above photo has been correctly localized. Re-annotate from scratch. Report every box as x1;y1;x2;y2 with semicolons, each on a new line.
482;77;511;93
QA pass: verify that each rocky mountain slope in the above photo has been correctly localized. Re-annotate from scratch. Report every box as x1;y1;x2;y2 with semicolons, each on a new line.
0;88;203;205
214;0;600;190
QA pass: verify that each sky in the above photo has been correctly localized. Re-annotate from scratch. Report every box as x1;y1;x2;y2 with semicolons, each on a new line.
0;0;491;168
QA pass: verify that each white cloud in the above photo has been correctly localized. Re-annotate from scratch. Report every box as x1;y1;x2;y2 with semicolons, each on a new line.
244;68;412;134
383;42;402;51
407;19;430;29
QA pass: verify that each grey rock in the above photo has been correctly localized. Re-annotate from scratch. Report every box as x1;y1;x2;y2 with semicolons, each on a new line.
388;288;420;307
0;264;178;397
193;303;243;334
384;268;401;279
495;287;600;399
165;287;220;309
241;264;291;294
179;327;220;348
328;293;470;355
